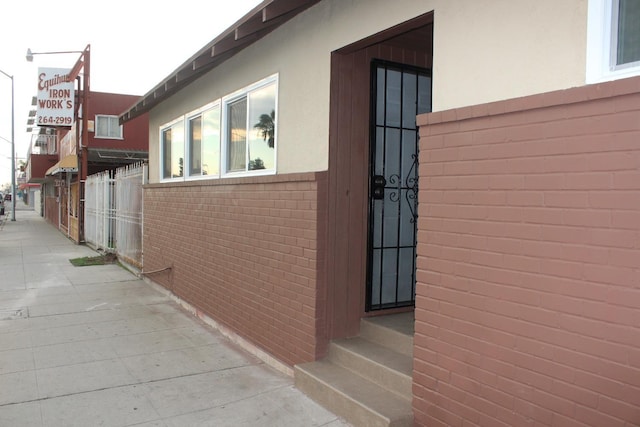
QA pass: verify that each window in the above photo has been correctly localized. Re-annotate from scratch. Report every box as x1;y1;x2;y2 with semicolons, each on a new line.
161;120;184;180
227;98;247;172
159;74;277;182
95;115;123;139
187;103;220;177
223;77;277;174
587;0;640;82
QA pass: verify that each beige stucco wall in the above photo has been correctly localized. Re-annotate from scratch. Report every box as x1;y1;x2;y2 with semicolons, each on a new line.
148;0;588;182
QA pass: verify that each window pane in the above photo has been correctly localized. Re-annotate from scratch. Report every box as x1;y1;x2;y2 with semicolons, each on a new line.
162;128;172;179
418;75;432;114
108;117;121;138
386;70;402;127
96;116;121;138
248;83;276;170
618;0;640;65
96;116;108;137
189;116;202;176
402;72;417;129
202;106;220;176
169;122;184;178
376;67;385;127
227;98;247;172
162;122;185;179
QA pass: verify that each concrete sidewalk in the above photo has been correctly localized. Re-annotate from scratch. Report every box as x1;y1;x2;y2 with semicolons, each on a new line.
0;210;349;427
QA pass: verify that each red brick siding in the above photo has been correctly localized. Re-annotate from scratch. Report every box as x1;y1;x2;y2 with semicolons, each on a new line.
414;76;640;427
143;172;327;367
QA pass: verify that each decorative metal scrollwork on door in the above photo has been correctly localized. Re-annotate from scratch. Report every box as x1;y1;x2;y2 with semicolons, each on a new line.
385;153;419;224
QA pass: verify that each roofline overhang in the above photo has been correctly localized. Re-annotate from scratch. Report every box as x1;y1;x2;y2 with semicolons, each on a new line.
46;154;78;176
120;0;320;124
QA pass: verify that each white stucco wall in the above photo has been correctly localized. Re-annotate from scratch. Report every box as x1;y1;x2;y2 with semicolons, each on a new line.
435;0;587;109
148;0;588;182
33;189;42;216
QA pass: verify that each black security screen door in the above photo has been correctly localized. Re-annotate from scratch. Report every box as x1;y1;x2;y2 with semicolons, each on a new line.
366;60;432;311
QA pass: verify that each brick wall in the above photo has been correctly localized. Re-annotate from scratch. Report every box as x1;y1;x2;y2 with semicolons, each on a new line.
414;76;640;427
143;172;328;367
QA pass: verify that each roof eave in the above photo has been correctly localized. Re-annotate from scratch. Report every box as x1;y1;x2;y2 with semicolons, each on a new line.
120;0;320;124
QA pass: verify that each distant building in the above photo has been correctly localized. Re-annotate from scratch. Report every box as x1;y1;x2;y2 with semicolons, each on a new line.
27;91;148;241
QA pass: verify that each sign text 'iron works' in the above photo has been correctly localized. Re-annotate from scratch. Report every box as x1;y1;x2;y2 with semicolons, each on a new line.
36;67;75;127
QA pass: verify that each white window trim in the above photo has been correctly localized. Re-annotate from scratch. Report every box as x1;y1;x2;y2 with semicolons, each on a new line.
94;114;123;139
159;116;185;182
221;74;278;178
587;0;640;83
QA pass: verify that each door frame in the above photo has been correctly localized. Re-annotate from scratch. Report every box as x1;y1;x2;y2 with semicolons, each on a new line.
366;59;432;312
325;12;434;342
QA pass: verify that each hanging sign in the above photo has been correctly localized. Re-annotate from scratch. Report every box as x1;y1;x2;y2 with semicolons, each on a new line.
36;67;75;127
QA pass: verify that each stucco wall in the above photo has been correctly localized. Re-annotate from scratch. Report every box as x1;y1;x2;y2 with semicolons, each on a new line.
414;76;640;427
148;0;588;182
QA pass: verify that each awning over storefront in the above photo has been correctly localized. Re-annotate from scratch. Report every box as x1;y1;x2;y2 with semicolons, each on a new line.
46;154;78;176
19;183;41;190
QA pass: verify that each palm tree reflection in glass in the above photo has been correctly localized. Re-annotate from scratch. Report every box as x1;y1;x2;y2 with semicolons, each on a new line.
250;109;275;170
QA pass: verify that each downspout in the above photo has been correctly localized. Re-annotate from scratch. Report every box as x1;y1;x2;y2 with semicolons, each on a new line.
80;45;90;243
69;44;90;244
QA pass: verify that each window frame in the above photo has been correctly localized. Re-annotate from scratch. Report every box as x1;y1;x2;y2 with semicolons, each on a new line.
94;114;123;139
587;0;640;83
221;74;278;178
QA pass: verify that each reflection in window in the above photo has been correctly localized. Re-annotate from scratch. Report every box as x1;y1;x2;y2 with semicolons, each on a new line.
162;128;171;179
202;106;220;176
227;98;247;172
224;80;277;173
187;105;221;178
161;121;184;179
249;83;276;170
160;75;277;181
189;116;202;176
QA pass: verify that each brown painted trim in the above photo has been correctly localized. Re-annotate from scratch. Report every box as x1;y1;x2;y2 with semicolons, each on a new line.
419;75;640;127
327;19;433;340
335;11;434;54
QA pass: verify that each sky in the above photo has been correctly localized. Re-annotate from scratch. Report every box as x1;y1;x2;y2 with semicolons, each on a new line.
0;0;263;187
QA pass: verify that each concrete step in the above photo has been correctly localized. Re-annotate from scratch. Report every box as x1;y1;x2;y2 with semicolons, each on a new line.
295;360;413;427
359;313;414;357
329;336;413;399
294;313;415;427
